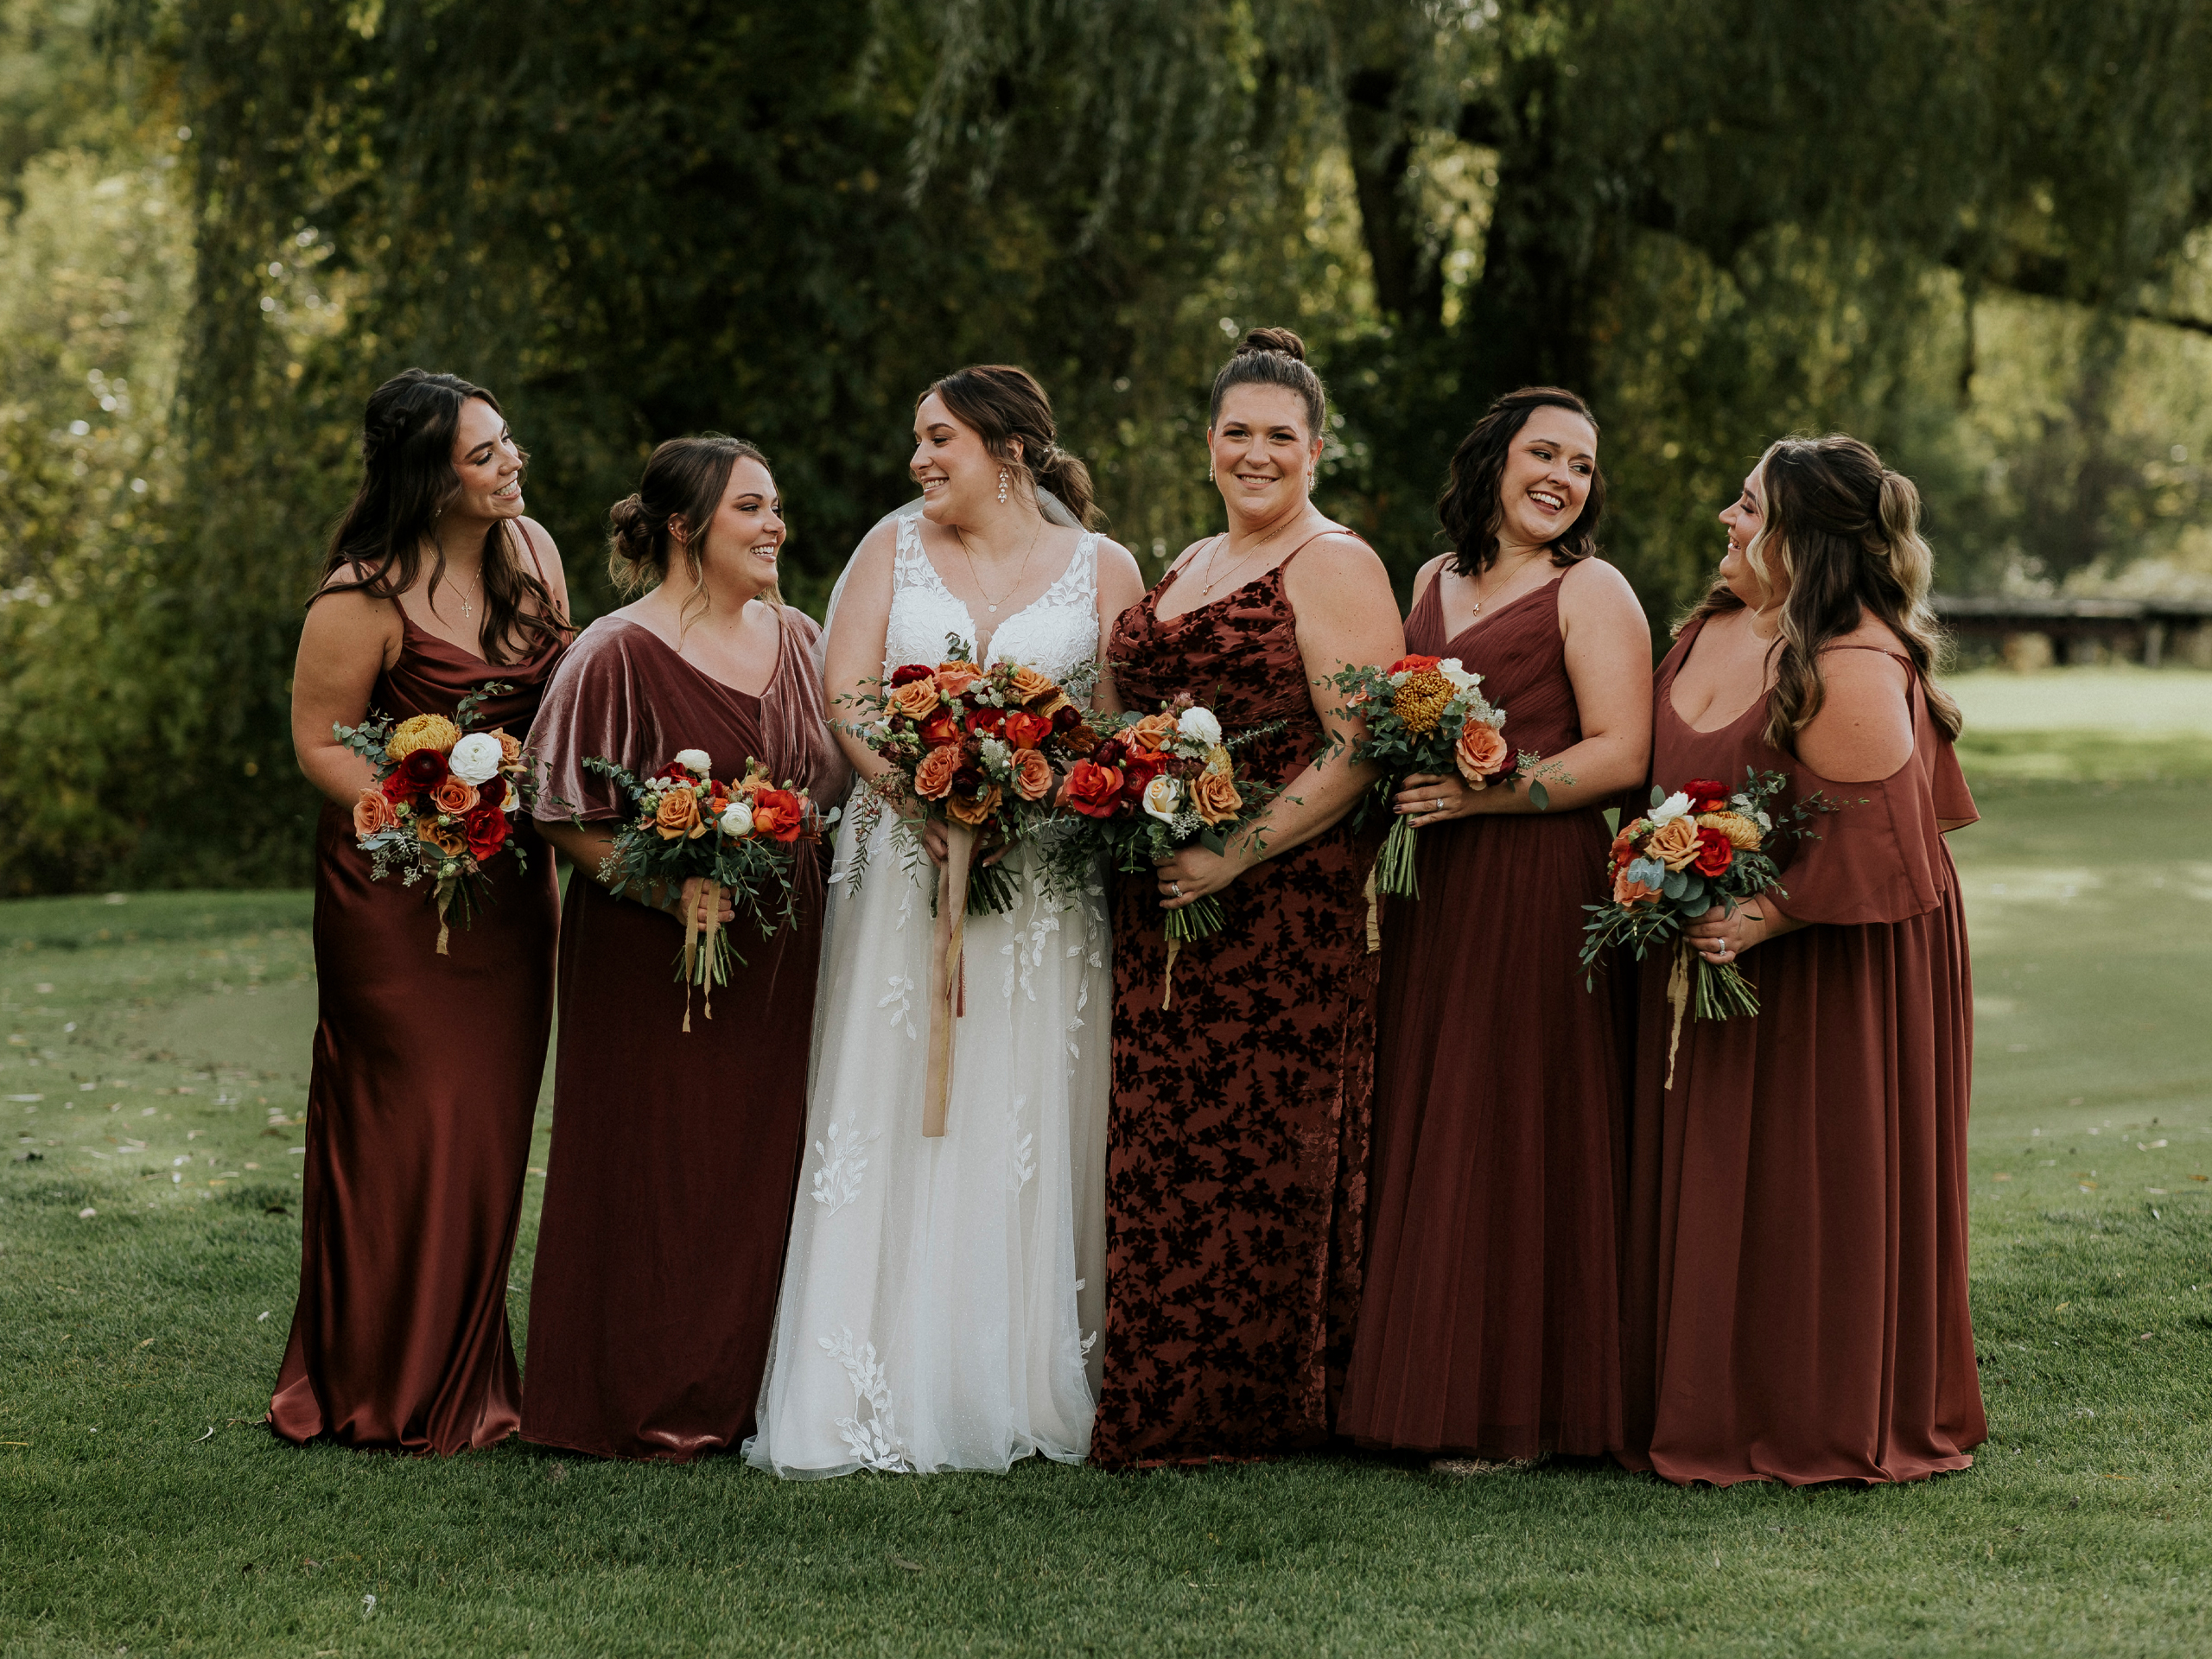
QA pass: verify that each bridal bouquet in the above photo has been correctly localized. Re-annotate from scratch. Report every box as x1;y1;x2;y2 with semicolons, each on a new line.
582;748;834;1031
1327;652;1571;899
335;682;535;955
1055;695;1285;1007
1578;769;1825;1086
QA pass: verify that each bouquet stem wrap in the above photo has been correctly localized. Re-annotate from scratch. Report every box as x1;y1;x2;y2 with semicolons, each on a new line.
925;823;976;1136
680;879;727;1033
433;873;458;957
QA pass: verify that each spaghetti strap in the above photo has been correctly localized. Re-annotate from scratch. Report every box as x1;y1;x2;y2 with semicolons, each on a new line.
1275;524;1363;575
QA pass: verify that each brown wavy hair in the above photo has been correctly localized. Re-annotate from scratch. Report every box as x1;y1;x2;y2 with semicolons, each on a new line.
1436;386;1605;577
312;369;565;664
925;365;1098;527
1680;434;1962;755
1207;326;1326;439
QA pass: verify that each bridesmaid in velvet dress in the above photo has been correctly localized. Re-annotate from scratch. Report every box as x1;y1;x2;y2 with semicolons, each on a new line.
522;436;847;1461
278;369;570;1452
1091;328;1406;1469
1338;389;1653;1468
1621;434;1986;1486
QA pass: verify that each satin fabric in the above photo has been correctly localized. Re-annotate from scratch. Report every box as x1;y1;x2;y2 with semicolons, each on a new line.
270;612;563;1454
519;610;846;1460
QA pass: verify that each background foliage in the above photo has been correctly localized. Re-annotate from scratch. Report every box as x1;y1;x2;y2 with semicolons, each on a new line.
4;0;2212;892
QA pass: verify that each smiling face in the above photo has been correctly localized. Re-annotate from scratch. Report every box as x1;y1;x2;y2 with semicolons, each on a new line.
1207;385;1323;522
1493;409;1597;552
1718;462;1786;609
695;456;785;598
911;391;1017;525
449;397;525;521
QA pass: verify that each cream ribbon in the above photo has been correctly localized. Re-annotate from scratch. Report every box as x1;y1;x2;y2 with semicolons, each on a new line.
680;877;727;1033
923;823;975;1136
1663;938;1690;1091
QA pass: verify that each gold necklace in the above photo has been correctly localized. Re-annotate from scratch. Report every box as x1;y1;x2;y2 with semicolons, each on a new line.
1197;512;1300;600
956;518;1042;614
1471;549;1540;614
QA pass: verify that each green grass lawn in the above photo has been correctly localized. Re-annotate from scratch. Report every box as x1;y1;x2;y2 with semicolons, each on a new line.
5;733;2211;1653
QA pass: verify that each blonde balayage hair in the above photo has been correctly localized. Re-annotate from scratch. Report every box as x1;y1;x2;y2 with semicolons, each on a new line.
1681;434;1961;758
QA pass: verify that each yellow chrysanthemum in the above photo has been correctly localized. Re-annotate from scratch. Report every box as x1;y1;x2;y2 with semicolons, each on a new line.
386;713;461;760
1390;667;1455;737
1697;810;1764;850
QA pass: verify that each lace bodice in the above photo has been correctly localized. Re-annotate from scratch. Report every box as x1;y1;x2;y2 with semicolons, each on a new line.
885;512;1099;683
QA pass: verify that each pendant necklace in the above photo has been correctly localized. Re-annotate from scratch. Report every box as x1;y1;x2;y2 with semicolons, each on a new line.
1198;512;1299;601
957;518;1041;614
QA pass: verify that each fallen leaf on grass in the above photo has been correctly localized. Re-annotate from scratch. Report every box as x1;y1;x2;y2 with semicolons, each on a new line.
1993;1172;2012;1181
889;1554;924;1573
192;1426;213;1443
257;1311;270;1321
138;1338;153;1348
76;1206;94;1217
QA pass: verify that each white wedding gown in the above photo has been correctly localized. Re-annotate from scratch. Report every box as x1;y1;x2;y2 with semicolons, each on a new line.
746;512;1109;1478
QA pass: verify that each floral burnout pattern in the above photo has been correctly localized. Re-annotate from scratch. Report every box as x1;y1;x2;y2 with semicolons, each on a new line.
1090;550;1380;1469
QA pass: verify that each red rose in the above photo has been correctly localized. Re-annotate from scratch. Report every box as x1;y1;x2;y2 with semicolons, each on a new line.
919;709;963;749
401;747;448;788
1117;744;1163;794
464;804;510;860
476;773;509;810
964;706;1007;739
888;664;935;687
1388;653;1442;676
1051;703;1083;733
1060;760;1125;818
1692;825;1734;877
1684;777;1730;811
379;770;416;804
752;787;806;842
1002;709;1052;751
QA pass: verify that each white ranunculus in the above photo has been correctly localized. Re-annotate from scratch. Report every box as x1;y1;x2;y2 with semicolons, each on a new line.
1177;705;1223;746
1648;791;1692;826
674;747;712;776
448;732;503;785
1437;658;1480;693
1141;773;1182;823
720;800;755;838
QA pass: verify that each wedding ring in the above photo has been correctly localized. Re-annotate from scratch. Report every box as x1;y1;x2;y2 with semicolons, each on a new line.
1169;881;1182;898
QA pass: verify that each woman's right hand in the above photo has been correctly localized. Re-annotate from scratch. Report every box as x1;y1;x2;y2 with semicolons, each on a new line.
666;874;736;927
920;816;1007;868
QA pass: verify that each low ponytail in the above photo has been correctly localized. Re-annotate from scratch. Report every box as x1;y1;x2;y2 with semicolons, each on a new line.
1032;442;1096;529
925;365;1100;528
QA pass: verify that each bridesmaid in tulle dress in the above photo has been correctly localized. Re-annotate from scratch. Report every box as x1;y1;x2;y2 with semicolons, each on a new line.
521;437;847;1461
276;370;570;1453
1338;388;1652;1469
1620;435;1986;1486
1091;328;1405;1469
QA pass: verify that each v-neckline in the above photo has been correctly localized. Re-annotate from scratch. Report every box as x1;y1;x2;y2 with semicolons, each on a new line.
1426;569;1564;656
1664;613;1772;734
913;524;1089;664
611;613;778;703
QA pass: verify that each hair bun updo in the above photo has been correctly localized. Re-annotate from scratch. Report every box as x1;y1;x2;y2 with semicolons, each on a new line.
607;492;658;573
1235;326;1308;363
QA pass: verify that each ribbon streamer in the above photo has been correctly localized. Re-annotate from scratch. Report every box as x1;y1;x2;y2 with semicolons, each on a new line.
1363;861;1382;954
1663;938;1690;1091
923;823;975;1136
679;877;728;1033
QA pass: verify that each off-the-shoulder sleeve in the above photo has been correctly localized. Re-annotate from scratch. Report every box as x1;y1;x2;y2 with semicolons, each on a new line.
527;619;649;824
1770;679;1971;926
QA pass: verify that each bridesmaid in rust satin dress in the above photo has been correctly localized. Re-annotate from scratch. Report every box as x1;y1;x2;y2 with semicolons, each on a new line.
521;437;846;1461
1340;389;1654;1465
276;370;570;1453
1091;329;1405;1469
1621;435;1986;1486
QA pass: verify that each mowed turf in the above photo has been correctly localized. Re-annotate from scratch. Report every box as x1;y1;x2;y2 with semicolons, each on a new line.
4;731;2210;1653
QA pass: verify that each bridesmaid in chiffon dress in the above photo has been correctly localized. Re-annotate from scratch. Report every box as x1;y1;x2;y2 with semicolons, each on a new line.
1091;329;1405;1469
1339;389;1653;1466
276;370;570;1453
1620;435;1986;1487
521;437;846;1461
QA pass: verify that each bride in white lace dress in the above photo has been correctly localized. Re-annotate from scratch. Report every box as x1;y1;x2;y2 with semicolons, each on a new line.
747;367;1144;1477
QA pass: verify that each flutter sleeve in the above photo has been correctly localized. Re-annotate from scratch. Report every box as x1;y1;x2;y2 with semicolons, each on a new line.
1768;674;1974;927
527;619;652;825
761;606;852;810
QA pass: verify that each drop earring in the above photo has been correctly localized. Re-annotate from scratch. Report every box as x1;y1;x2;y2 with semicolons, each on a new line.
997;467;1009;505
1207;464;1215;482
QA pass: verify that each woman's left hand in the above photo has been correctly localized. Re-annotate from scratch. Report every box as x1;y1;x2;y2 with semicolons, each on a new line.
1681;900;1785;965
1154;842;1248;911
1394;770;1478;825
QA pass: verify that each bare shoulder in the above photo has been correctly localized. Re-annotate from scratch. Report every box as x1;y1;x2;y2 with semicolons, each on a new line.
849;514;904;574
516;515;564;565
1286;528;1391;593
306;566;398;630
1818;609;1907;657
1813;639;1910;700
1559;556;1639;605
1409;552;1451;607
1165;534;1216;577
1091;533;1144;581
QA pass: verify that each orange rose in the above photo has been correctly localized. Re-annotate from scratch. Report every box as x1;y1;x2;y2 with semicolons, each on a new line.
415;817;467;857
888;679;941;721
934;661;982;697
1008;665;1058;705
1010;748;1053;801
1127;711;1178;754
353;787;397;838
1612;867;1662;906
1191;766;1243;826
947;784;1002;827
431;776;480;817
1646;814;1701;870
1454;719;1509;784
493;729;523;766
914;744;961;801
653;785;705;841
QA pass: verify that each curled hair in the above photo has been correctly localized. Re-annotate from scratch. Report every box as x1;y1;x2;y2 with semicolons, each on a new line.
925;365;1097;527
314;368;565;663
1436;386;1605;577
1681;434;1962;755
607;435;776;626
1208;326;1326;440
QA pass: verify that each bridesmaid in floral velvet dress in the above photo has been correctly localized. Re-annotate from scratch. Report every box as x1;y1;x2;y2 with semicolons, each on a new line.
1339;389;1653;1468
1091;329;1406;1469
521;436;847;1462
1621;435;1986;1486
277;370;570;1453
